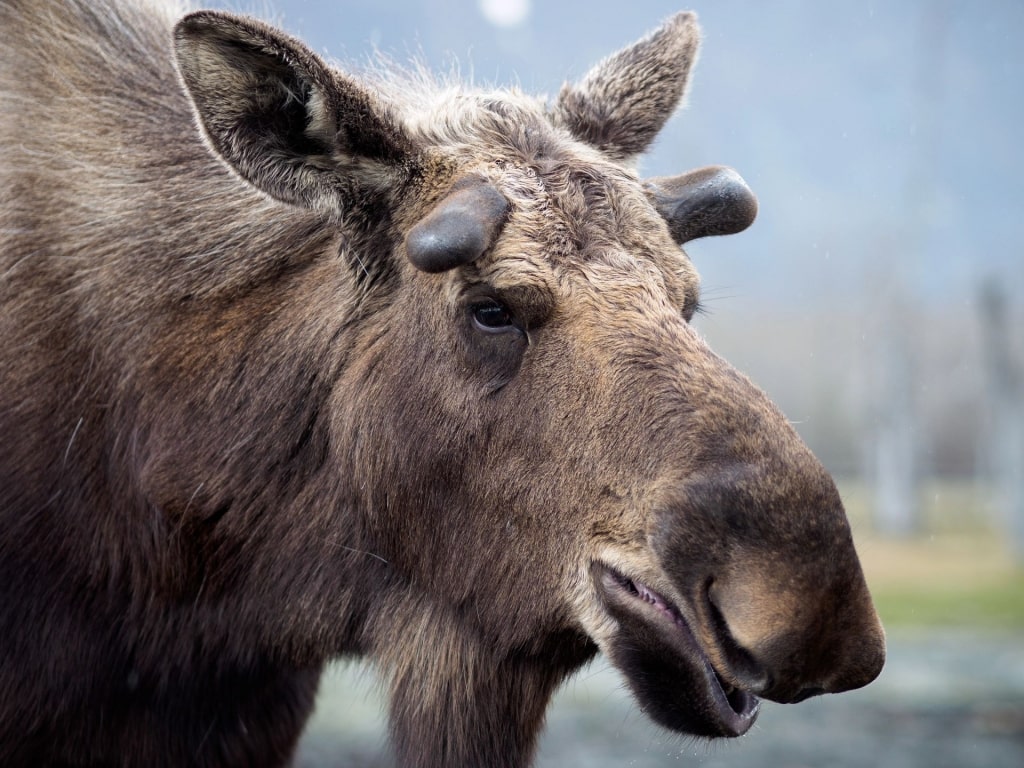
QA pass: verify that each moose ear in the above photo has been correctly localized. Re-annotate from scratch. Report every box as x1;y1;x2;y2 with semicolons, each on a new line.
646;166;758;244
173;11;414;211
552;12;700;161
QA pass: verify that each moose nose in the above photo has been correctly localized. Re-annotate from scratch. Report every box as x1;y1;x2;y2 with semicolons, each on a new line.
706;565;886;705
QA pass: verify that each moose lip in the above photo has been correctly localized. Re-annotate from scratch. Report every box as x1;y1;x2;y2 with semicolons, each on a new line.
598;563;760;736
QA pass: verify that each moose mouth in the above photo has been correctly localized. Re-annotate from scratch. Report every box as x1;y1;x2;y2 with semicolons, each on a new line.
594;563;760;737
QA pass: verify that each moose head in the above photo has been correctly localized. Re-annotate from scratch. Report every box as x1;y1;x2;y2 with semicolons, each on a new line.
0;3;884;766
170;8;885;764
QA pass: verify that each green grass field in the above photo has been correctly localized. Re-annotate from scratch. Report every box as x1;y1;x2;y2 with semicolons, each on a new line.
840;479;1024;629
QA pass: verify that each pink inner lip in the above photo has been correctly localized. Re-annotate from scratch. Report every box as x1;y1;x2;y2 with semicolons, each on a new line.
604;566;760;729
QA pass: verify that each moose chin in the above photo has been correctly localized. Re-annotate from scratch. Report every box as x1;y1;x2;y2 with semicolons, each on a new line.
0;1;885;766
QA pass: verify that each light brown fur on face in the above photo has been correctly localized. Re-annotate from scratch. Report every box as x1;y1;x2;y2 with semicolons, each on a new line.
1;1;884;766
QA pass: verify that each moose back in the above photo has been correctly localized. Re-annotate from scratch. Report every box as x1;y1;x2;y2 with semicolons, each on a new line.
0;0;885;766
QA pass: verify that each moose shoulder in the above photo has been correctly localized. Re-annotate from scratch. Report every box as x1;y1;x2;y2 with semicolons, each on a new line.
0;1;885;766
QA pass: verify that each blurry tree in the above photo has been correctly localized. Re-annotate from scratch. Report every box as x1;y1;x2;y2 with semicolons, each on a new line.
978;279;1024;562
866;1;951;537
868;297;920;537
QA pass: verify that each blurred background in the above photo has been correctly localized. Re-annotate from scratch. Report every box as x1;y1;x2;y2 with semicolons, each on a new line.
206;0;1024;764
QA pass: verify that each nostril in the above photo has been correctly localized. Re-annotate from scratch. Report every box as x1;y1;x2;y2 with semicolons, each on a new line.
705;581;770;692
789;686;826;704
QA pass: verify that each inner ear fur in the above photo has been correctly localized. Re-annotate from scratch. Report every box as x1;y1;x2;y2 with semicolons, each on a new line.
552;12;701;161
173;11;415;212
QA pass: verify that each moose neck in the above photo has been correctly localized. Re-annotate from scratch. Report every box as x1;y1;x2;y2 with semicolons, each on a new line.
377;599;595;768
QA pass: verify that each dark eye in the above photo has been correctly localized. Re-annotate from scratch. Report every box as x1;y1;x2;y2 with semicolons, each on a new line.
471;300;517;333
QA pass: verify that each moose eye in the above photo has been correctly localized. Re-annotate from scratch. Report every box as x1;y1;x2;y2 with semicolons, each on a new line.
471;300;517;333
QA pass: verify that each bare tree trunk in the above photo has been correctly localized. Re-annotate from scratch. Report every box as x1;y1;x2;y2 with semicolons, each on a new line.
869;307;919;537
978;279;1024;562
864;2;952;537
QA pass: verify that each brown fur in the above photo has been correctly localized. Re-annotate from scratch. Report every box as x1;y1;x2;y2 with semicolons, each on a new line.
0;1;885;766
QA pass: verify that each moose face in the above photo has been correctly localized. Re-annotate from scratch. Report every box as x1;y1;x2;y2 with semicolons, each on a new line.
174;7;884;745
371;165;882;737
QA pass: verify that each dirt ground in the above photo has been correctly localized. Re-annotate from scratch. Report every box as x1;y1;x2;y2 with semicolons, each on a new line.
296;629;1024;768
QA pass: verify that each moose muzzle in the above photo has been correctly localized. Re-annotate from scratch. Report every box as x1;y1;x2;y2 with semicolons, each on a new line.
593;403;885;739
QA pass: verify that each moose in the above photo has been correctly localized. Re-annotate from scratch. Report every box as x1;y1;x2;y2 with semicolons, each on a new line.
0;0;885;765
